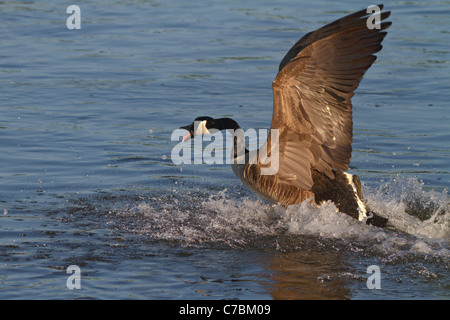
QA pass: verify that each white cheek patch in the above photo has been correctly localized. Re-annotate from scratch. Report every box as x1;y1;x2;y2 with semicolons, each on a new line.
194;120;210;136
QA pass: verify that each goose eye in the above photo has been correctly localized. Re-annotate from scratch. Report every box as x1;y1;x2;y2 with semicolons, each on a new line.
205;119;214;129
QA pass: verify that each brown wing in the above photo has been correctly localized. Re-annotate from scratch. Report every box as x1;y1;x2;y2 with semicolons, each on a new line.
269;5;391;190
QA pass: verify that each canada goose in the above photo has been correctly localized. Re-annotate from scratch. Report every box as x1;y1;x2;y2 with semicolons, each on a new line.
180;6;391;228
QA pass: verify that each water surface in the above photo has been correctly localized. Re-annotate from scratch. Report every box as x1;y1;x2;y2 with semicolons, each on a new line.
0;0;449;299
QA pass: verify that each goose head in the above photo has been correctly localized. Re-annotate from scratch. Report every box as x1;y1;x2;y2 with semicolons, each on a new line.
180;116;215;142
180;117;241;142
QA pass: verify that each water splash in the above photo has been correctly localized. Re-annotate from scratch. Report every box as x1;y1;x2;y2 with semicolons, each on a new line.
109;176;448;260
365;175;449;239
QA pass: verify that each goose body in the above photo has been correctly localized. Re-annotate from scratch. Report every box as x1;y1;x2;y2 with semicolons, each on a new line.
180;6;391;228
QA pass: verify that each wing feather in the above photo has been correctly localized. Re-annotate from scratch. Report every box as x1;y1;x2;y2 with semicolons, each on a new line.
269;5;391;190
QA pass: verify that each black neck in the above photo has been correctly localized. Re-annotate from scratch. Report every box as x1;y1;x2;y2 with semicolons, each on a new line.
213;118;249;160
213;118;241;131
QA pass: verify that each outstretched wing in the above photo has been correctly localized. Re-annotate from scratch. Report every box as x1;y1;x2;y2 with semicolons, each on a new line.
269;5;391;190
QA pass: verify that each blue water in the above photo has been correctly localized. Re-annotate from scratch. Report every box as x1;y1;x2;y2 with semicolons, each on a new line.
1;0;448;299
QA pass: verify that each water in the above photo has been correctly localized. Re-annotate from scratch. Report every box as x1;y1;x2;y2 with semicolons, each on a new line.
1;0;449;299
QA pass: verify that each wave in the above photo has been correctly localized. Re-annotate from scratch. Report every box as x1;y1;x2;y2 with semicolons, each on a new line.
110;176;448;259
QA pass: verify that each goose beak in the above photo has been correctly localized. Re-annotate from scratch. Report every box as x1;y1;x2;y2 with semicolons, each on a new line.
180;124;194;142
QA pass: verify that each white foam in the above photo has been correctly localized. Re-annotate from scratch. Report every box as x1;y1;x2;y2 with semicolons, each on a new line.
364;176;449;240
113;177;448;258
